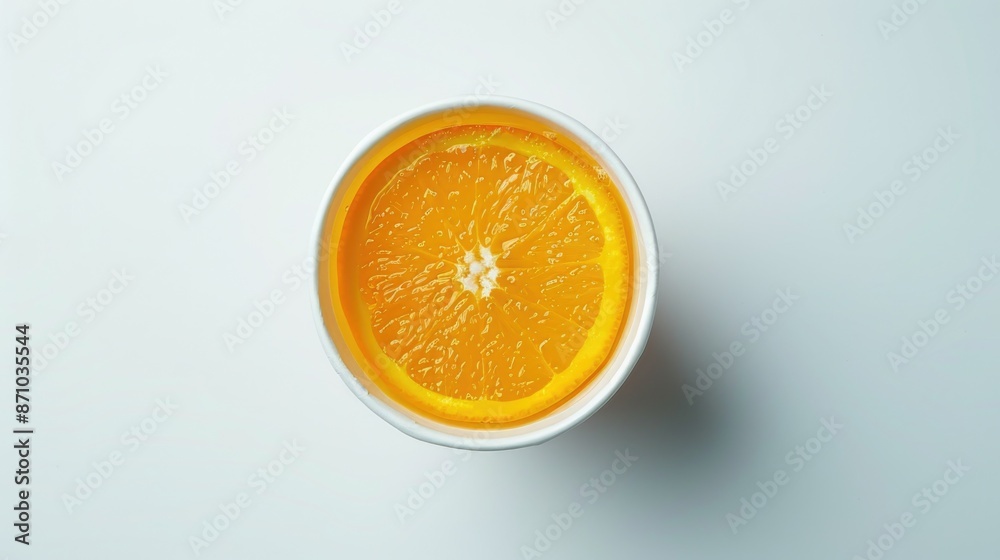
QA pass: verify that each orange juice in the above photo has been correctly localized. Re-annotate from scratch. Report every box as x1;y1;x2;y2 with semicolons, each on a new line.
316;103;642;430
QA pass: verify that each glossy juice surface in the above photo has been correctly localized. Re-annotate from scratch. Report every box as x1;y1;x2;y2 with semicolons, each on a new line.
319;108;635;426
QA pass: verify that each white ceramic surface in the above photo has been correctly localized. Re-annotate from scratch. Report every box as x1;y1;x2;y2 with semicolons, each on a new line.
310;96;659;450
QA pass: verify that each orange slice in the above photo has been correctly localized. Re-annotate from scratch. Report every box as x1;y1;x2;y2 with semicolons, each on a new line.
338;124;631;424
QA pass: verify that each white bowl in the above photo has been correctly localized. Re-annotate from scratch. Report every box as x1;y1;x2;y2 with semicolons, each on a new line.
310;96;658;450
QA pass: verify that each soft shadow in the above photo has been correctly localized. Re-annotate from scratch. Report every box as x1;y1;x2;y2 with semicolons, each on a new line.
533;300;766;511
569;315;743;466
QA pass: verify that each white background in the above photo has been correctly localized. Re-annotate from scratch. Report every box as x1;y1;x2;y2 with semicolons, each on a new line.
2;0;998;558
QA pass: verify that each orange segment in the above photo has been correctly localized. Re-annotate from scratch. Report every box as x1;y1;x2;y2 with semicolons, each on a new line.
501;263;605;331
342;125;631;424
497;194;605;267
474;145;575;250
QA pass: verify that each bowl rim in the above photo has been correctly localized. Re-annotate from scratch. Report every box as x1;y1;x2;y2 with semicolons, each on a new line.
309;95;658;450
